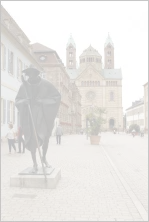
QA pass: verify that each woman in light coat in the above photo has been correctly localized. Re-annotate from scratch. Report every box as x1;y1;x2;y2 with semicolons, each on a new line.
6;123;17;154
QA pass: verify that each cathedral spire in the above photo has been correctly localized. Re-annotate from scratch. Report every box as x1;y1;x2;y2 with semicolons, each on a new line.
104;32;114;48
66;33;76;49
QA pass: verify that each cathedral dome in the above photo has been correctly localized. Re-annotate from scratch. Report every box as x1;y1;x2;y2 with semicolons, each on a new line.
80;45;101;57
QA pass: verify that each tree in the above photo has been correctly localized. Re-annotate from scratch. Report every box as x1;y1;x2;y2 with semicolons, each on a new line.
86;107;106;135
129;124;140;133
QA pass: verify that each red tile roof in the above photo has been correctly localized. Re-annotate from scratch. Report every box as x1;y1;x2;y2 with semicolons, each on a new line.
31;43;54;52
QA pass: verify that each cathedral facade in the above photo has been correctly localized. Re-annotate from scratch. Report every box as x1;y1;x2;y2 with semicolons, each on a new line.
66;34;123;131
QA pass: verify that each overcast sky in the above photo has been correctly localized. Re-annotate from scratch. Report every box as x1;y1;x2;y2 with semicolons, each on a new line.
2;1;148;112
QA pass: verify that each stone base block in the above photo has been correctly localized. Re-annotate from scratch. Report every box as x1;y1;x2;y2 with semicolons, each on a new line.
10;168;61;189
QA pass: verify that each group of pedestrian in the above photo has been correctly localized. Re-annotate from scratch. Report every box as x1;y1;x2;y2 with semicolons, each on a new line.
5;123;25;154
5;122;63;154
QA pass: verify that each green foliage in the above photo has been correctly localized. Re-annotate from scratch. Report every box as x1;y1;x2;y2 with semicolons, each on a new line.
86;107;106;135
129;124;140;133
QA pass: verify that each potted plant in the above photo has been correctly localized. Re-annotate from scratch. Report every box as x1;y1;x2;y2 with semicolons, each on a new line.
86;107;106;145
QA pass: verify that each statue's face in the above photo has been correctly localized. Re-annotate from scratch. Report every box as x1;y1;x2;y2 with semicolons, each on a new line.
29;72;38;81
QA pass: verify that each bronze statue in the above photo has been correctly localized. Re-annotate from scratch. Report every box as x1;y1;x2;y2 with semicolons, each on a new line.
15;68;61;173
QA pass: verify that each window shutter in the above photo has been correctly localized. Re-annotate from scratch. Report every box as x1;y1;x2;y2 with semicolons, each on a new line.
3;45;6;70
7;100;10;123
17;58;19;79
8;49;11;73
13;102;15;124
3;99;6;124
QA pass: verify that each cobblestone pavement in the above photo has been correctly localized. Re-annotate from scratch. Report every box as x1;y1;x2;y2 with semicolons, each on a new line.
1;132;148;221
102;133;148;211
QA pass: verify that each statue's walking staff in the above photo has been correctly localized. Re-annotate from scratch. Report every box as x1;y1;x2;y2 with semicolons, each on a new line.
21;75;47;182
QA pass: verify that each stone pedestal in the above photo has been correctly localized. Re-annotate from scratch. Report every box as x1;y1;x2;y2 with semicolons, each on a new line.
10;167;61;189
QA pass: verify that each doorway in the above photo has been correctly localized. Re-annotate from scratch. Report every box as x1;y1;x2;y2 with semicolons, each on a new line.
109;119;115;129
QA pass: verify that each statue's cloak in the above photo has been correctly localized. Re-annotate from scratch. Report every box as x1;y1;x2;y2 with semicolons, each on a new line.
15;78;61;151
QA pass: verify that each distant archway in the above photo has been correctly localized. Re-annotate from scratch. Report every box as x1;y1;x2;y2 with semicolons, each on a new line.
109;118;115;129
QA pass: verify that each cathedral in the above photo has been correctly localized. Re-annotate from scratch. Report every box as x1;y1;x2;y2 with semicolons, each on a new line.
66;34;123;131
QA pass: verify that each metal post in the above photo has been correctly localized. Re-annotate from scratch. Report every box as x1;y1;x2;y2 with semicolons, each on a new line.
118;122;119;134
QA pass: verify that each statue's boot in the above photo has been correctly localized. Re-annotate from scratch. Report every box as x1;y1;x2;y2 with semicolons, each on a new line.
42;158;52;168
31;164;38;174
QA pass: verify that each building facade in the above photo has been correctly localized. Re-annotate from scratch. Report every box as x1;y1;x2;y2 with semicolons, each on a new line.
66;34;123;131
125;99;144;130
143;82;148;132
1;6;43;138
31;43;82;134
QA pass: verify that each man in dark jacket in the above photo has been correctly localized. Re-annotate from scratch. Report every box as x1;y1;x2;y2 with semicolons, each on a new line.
15;67;61;173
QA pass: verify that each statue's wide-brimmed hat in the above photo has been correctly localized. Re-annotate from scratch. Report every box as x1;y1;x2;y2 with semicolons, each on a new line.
22;67;40;76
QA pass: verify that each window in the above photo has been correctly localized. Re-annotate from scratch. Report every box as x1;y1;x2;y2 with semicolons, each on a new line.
8;50;14;75
1;43;6;70
7;101;15;124
69;60;73;65
110;91;114;101
69;52;73;57
1;98;6;124
17;58;22;81
107;51;111;56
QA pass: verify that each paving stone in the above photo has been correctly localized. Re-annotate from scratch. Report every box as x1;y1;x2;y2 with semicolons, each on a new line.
1;133;148;221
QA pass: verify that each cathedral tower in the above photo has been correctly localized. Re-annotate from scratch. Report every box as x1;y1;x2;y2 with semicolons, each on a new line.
104;33;114;69
66;34;76;69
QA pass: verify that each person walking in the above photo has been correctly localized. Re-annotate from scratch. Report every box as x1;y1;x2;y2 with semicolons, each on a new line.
5;123;17;154
17;126;25;153
56;124;63;145
140;128;144;137
132;129;136;137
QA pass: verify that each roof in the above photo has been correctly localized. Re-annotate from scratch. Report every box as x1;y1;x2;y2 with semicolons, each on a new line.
104;33;114;48
101;69;122;79
80;45;101;57
126;99;144;111
143;82;148;86
31;43;55;52
1;5;43;71
66;34;76;48
31;42;61;60
66;68;79;80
